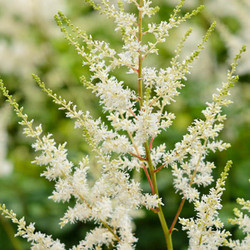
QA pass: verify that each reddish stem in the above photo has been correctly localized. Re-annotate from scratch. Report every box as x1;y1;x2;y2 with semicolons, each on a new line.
129;152;147;161
132;66;139;72
169;198;186;234
128;109;137;118
154;163;167;173
149;137;154;151
142;163;155;194
151;207;160;213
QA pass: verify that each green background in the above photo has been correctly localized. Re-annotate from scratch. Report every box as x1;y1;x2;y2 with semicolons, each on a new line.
0;0;249;249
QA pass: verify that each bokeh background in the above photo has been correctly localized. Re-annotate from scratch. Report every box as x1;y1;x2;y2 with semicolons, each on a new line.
0;0;249;249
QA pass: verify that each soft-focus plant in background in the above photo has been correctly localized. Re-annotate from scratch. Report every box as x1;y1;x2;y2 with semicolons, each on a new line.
167;0;250;142
0;104;13;177
0;0;249;249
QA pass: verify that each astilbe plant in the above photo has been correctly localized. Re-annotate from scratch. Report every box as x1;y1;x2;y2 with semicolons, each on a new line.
0;0;249;249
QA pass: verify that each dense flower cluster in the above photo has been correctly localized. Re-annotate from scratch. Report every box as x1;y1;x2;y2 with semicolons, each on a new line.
180;161;232;249
0;0;248;249
227;197;250;249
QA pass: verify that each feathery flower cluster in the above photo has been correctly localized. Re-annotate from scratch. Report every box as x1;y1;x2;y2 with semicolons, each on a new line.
166;46;246;202
0;0;248;249
0;204;65;249
180;161;232;249
0;76;162;249
226;196;250;249
169;0;250;75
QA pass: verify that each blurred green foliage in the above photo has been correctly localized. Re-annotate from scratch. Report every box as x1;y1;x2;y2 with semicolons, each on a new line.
0;0;249;249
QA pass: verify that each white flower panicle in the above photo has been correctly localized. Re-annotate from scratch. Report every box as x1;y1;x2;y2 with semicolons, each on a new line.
180;161;232;249
165;46;246;202
93;78;136;113
0;77;160;249
75;227;115;249
0;204;65;250
0;0;248;249
226;196;250;249
0;81;132;248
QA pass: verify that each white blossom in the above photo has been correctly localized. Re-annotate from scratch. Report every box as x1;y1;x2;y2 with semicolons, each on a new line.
0;0;248;249
226;197;250;249
77;227;114;249
0;204;65;250
134;106;161;145
180;161;232;249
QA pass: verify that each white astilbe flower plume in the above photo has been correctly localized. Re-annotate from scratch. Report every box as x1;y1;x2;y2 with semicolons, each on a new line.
0;204;65;250
180;161;232;249
166;46;246;202
226;195;250;249
0;0;248;249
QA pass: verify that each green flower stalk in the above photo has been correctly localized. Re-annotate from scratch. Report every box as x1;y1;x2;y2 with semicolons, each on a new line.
0;0;248;249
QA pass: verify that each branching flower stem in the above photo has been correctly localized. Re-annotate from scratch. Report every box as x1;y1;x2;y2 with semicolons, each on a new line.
169;198;185;235
137;1;172;249
0;0;247;248
145;142;173;249
169;139;207;234
154;163;167;173
119;112;155;194
66;176;121;242
149;137;154;151
128;152;147;161
0;80;121;243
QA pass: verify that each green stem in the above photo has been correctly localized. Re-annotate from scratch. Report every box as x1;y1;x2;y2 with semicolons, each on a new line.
145;143;173;249
158;206;173;250
101;220;121;242
137;1;172;249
